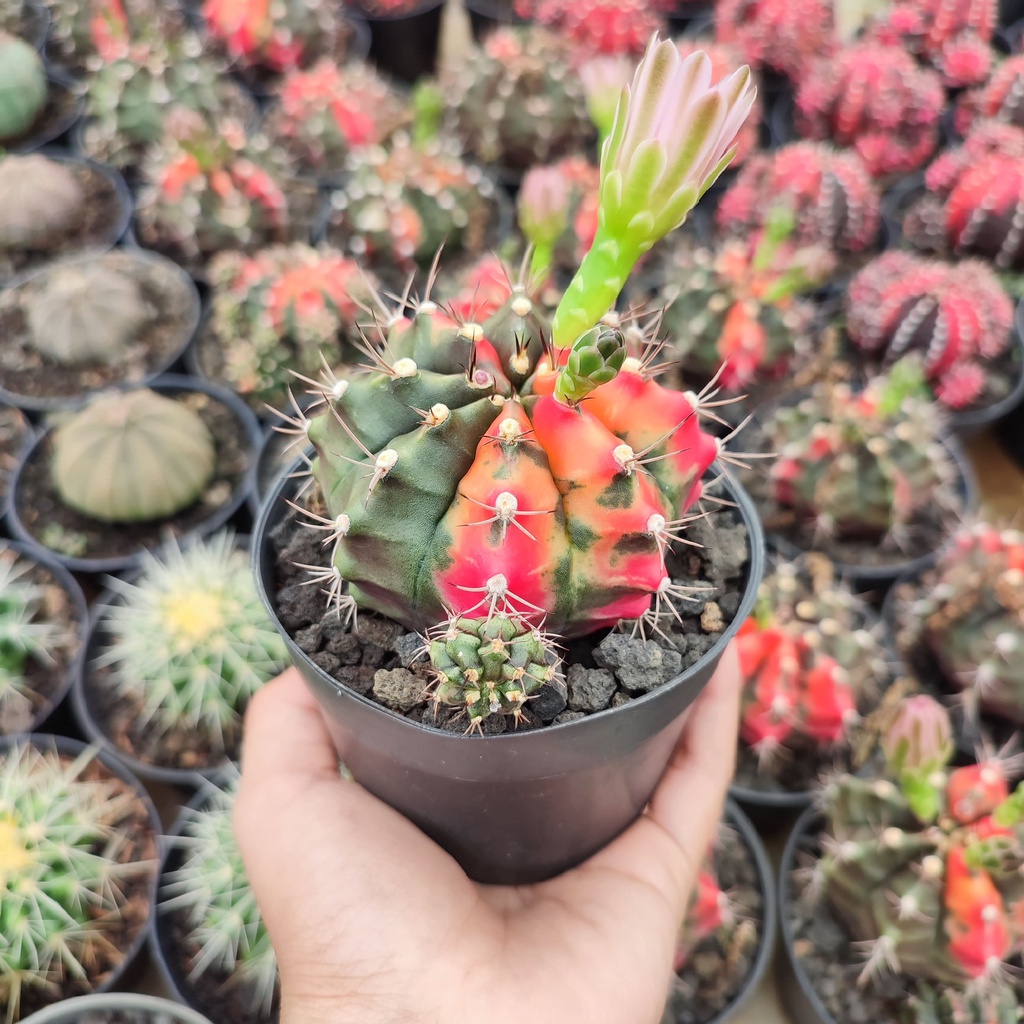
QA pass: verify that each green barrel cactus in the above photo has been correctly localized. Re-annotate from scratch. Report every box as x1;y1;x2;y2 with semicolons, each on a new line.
0;32;46;142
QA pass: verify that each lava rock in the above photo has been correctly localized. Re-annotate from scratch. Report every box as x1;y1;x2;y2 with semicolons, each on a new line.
552;709;586;725
358;615;404;648
324;630;361;665
393;632;423;667
566;664;617;712
294;623;322;654
531;674;568;720
276;584;326;630
372;668;424;711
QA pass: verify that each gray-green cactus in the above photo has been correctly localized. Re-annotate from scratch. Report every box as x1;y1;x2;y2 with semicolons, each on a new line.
0;155;84;250
0;31;46;142
51;388;216;523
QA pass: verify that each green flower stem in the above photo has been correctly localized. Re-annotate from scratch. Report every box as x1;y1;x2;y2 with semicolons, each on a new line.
529;241;555;282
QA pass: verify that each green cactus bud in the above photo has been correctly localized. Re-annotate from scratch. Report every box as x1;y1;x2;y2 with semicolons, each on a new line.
0;155;85;249
51;388;216;523
553;323;626;404
0;32;46;141
883;695;954;778
26;260;153;366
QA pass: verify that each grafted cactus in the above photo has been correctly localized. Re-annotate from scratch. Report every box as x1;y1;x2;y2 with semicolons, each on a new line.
956;55;1024;134
0;31;46;142
674;865;732;968
51;388;216;523
0;155;84;251
515;0;671;55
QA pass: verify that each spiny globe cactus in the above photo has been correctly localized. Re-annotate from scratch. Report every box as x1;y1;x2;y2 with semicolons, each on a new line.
956;55;1024;135
766;368;957;542
0;545;77;734
716;143;882;256
51;388;216;523
0;737;158;1022
95;531;288;765
810;694;1024;1012
207;244;376;409
264;60;408;179
514;0;671;55
161;774;278;1018
287;39;756;729
441;26;594;173
0;31;46;142
736;555;890;767
25;260;154;366
845;252;1014;411
0;155;85;251
795;43;944;180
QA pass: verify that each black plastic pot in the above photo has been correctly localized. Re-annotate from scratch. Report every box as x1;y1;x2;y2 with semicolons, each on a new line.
362;0;445;84
995;301;1024;466
254;461;765;885
16;0;50;50
0;249;201;414
247;430;313;524
8;66;85;153
0;733;162;1011
0;405;35;534
667;1;716;33
464;0;526;38
6;374;262;575
949;321;1024;438
20;994;214;1024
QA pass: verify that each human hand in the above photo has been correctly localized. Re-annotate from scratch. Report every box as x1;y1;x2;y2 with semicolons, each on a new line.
234;644;742;1024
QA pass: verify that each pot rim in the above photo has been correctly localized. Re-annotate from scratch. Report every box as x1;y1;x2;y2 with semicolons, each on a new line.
18;993;214;1024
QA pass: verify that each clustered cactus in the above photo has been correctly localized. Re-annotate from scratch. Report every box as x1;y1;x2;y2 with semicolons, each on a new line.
809;694;1024;1020
736;555;890;767
0;155;85;255
441;26;594;172
956;54;1024;134
897;524;1024;726
161;775;277;1018
0;737;158;1022
765;369;957;543
0;31;47;142
716;143;882;256
51;389;216;523
207;244;374;409
95;531;288;764
845;252;1014;411
515;0;671;55
0;546;77;734
795;43;944;180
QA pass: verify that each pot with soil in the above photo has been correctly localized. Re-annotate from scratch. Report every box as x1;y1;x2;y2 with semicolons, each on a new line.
73;530;290;787
19;994;214;1024
153;773;280;1024
0;403;33;525
661;800;776;1024
0;539;87;737
8;375;261;574
350;0;445;84
729;552;901;831
778;694;1024;1024
0;733;161;1022
0;249;201;412
0;150;132;284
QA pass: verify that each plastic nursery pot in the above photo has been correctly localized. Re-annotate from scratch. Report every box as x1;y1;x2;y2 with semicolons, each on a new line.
667;1;716;33
19;994;214;1024
15;0;50;50
7;66;85;154
0;732;162;1012
6;373;263;575
247;430;313;524
0;405;36;532
464;0;526;39
362;0;445;84
995;302;1024;466
0;250;202;414
0;538;88;736
949;319;1024;438
254;461;765;886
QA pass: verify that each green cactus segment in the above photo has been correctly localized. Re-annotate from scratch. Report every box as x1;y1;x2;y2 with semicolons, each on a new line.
913;985;1020;1024
51;388;216;524
553;324;626;404
428;614;558;726
0;32;46;142
0;739;157;1022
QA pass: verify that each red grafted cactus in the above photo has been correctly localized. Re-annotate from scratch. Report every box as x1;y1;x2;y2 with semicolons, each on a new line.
514;0;672;55
674;867;732;969
845;252;1014;410
715;0;837;80
716;143;881;255
440;254;518;324
795;43;944;179
957;55;1024;135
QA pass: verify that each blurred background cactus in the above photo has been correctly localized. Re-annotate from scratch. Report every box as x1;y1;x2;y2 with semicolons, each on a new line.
0;31;47;142
0;155;85;254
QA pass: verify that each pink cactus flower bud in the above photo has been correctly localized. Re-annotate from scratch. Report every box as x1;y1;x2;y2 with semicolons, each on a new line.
517;165;572;249
881;695;954;776
579;54;635;142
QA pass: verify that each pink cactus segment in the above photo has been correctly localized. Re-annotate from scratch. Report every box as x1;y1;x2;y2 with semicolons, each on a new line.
801;656;856;745
515;0;670;54
924;121;1024;195
445;255;514;323
961;54;1024;133
737;622;798;753
935;362;987;408
715;0;837;79
944;846;1011;979
938;32;993;87
675;869;729;970
947;763;1011;825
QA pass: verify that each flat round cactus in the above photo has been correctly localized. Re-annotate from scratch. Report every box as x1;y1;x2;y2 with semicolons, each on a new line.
0;155;85;249
0;32;46;142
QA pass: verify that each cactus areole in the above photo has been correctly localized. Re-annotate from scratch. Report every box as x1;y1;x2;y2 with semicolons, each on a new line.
293;39;756;728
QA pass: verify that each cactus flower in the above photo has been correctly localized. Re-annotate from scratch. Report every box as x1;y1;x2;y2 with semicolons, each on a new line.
551;37;756;348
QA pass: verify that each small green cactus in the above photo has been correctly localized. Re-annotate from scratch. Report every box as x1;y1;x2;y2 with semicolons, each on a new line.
0;32;46;142
25;260;153;366
51;388;216;523
161;773;278;1018
94;531;288;764
0;155;84;250
0;737;158;1022
0;545;77;734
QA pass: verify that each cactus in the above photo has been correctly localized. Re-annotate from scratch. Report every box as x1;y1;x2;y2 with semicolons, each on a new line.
514;0;671;55
263;60;408;179
0;737;158;1022
674;866;732;969
845;252;1014;411
0;545;77;734
206;244;376;409
439;253;518;324
736;555;890;767
441;26;594;172
0;31;46;142
715;0;837;80
811;694;1024;1012
286;39;755;729
325;134;497;269
0;155;85;250
25;260;153;366
135;110;302;267
795;43;944;180
51;388;216;523
716;143;882;256
161;774;277;1018
765;370;957;542
897;524;1024;726
96;531;288;763
956;55;1024;135
902;122;1024;272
